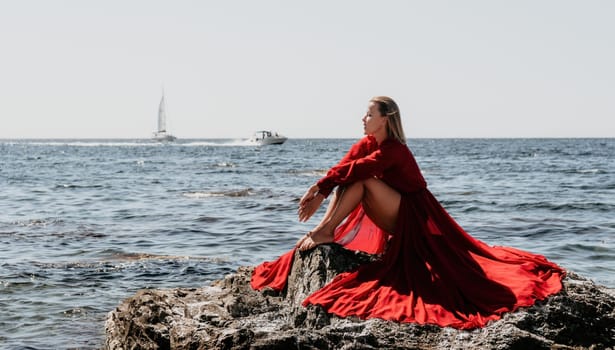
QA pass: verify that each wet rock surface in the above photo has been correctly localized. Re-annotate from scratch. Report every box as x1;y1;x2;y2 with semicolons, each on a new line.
105;245;615;350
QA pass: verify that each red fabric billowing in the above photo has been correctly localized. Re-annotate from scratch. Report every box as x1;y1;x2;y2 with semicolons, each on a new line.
332;205;388;254
250;248;296;291
250;136;565;329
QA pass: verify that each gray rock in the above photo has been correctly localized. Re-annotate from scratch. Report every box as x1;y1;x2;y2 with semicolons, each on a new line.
105;244;615;350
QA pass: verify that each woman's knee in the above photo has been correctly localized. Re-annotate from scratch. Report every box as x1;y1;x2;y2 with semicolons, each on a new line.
363;177;379;187
362;178;401;211
364;177;397;196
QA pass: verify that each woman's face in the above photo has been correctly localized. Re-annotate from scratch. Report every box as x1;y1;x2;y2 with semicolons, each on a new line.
362;102;387;136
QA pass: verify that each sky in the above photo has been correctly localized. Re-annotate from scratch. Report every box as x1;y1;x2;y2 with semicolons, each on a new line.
1;1;613;139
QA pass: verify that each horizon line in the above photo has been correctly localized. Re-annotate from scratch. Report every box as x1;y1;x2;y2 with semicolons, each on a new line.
1;136;614;140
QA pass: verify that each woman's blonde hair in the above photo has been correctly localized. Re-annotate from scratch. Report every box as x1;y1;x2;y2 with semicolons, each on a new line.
370;96;406;144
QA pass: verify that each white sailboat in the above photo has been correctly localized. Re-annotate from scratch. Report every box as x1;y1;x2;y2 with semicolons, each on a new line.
152;93;177;142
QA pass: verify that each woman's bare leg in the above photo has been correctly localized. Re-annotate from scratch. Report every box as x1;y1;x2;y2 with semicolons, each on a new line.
298;182;364;250
315;187;346;231
296;187;339;246
360;178;401;233
299;178;401;251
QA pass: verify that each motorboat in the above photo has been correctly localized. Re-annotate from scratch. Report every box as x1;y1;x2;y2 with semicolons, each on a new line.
248;130;287;145
152;92;177;142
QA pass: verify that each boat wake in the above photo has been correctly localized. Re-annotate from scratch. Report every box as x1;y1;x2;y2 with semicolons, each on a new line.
182;188;254;198
180;139;253;147
2;139;258;147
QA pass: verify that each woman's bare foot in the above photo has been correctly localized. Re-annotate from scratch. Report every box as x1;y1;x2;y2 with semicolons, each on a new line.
298;227;334;251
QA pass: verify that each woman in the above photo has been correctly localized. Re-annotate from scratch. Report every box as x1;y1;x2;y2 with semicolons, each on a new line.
251;96;564;329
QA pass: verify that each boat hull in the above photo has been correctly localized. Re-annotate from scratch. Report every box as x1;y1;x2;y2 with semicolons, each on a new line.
248;131;287;145
152;132;177;142
252;137;287;145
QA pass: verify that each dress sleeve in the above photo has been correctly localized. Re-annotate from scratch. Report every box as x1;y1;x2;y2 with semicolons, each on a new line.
317;140;398;197
316;137;373;197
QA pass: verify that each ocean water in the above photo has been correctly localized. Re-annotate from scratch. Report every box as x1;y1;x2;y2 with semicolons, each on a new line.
0;138;613;349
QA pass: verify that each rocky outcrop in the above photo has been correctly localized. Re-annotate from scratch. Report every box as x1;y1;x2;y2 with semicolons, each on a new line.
105;245;615;350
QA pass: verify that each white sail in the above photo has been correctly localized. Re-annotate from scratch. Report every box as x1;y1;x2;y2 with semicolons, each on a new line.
158;94;167;133
152;92;176;142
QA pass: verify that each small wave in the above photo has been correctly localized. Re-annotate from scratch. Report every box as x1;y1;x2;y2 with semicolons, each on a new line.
576;168;604;174
183;188;254;198
196;216;223;223
447;190;481;196
50;230;107;239
560;168;606;175
560;243;611;254
105;251;228;263
13;218;64;227
262;203;294;211
4;223;105;240
512;201;614;212
54;184;105;189
287;169;328;176
460;206;482;213
63;306;96;317
179;140;253;147
215;162;236;168
28;253;228;270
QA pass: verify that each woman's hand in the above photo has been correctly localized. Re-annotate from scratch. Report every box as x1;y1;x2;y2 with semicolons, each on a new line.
298;184;324;222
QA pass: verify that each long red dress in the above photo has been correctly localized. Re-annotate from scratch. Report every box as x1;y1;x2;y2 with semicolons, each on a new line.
251;136;564;329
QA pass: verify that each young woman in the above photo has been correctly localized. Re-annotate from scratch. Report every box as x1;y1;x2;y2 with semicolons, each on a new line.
251;96;564;329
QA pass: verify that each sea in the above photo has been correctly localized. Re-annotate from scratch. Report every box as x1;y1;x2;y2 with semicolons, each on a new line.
1;138;614;349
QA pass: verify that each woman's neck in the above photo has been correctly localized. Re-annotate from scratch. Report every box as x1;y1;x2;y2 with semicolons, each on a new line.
373;130;388;145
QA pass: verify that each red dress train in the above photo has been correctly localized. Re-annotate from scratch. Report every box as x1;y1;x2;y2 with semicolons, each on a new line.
251;136;564;329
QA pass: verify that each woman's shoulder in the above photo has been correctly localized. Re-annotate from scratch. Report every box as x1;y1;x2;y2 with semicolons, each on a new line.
380;138;416;162
380;138;408;151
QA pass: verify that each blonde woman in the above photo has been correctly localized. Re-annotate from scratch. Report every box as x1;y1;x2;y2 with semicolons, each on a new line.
296;96;410;251
252;96;564;329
